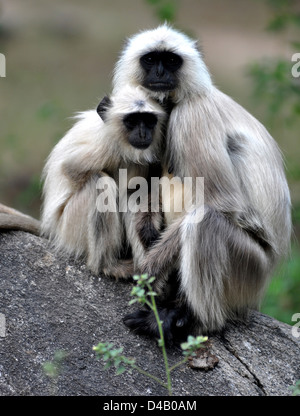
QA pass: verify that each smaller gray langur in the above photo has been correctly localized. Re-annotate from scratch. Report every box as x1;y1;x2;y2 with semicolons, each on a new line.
41;86;167;278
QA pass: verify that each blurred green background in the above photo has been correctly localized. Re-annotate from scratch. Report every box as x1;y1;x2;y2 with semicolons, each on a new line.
0;0;299;325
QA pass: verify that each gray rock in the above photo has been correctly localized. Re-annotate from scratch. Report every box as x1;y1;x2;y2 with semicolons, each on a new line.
0;231;299;396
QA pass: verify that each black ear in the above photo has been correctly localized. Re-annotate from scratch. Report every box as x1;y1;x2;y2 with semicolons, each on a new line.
97;95;112;121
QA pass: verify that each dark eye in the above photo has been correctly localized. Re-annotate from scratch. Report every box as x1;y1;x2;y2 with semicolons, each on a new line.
143;113;158;129
145;56;153;64
164;52;183;71
123;113;158;131
123;114;138;131
167;56;177;64
140;52;157;68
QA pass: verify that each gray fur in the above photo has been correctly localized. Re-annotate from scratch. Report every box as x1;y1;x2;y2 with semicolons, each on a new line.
41;86;167;278
114;25;292;333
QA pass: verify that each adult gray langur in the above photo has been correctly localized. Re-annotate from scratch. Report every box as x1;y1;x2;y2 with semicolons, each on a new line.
41;86;167;278
114;25;292;342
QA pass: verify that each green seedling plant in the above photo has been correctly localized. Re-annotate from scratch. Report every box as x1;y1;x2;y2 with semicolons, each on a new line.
93;274;207;396
42;350;68;395
43;350;68;379
290;379;300;396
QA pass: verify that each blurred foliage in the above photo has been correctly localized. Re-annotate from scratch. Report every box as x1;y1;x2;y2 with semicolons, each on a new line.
16;174;42;208
266;0;300;34
249;0;300;323
249;59;300;125
290;379;300;396
262;250;300;323
145;0;179;22
249;0;300;125
7;100;63;216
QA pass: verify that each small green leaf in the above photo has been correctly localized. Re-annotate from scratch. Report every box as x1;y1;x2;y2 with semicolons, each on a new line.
132;275;140;281
147;291;157;297
116;366;127;375
148;276;156;284
43;362;57;378
267;14;288;31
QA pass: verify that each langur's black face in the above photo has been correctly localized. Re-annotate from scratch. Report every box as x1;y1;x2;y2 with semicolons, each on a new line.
139;51;183;92
123;112;158;149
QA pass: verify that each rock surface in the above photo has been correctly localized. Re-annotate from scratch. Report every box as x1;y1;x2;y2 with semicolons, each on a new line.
0;231;299;396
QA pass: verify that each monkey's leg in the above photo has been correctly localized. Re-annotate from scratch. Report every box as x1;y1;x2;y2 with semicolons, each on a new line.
125;190;163;272
178;207;272;332
86;174;134;279
124;206;272;340
137;163;165;250
123;269;193;345
123;216;185;344
135;207;162;250
132;162;164;259
53;174;133;279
